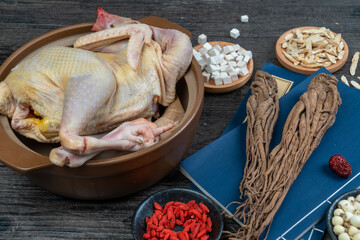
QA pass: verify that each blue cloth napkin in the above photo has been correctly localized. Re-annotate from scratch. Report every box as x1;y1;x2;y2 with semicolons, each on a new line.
180;63;360;239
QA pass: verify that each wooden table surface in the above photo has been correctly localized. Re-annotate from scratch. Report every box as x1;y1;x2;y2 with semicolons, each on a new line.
1;0;359;239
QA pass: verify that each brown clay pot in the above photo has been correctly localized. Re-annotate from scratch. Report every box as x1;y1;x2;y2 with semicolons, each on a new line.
0;17;204;200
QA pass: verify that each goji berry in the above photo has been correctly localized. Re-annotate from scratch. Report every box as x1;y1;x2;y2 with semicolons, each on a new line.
163;229;177;237
193;223;200;237
167;207;174;220
155;210;163;218
164;201;174;213
190;209;202;219
170;216;176;229
143;200;212;240
143;232;151;239
200;235;209;240
154;202;163;211
187;200;196;207
152;214;159;226
148;223;157;230
195;205;203;214
156;225;164;232
196;229;207;239
184;231;190;240
180;204;189;211
177;231;187;240
202;213;207;223
206;217;212;227
199;203;209;213
175;219;183;225
183;224;191;232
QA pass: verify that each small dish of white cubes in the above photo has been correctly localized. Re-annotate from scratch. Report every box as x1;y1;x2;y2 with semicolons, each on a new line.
193;41;253;93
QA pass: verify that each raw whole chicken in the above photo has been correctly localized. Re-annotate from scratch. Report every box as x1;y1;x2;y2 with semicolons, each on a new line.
0;8;193;167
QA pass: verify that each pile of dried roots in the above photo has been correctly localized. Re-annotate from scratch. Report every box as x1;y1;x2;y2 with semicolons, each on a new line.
227;71;341;240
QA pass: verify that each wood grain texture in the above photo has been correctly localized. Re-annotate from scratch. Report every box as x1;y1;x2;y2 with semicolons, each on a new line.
1;0;360;239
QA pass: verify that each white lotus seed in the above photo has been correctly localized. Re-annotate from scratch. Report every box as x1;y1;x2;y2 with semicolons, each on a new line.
333;225;346;235
332;216;344;226
348;196;356;202
339;199;350;207
354;201;360;210
339;232;351;240
349;226;359;236
335;208;345;216
351;215;360;228
344;211;354;222
354;232;360;240
356;194;360;202
340;199;356;213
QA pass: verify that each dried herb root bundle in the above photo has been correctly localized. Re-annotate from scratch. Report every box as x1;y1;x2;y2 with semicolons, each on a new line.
229;73;341;240
240;71;279;199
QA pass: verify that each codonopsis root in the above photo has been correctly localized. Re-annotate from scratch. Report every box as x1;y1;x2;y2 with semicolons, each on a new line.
227;73;341;240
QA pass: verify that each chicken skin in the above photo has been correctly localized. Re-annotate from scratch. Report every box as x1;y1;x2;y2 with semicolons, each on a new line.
0;8;193;167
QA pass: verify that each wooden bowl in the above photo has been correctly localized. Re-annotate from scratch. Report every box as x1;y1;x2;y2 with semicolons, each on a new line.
276;26;349;75
194;41;254;94
0;17;204;200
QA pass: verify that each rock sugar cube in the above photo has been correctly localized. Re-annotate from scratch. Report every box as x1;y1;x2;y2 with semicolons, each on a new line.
220;64;228;72
203;42;212;51
237;61;246;68
194;51;202;61
225;54;235;61
241;15;249;23
220;72;228;78
223;45;234;54
208;47;220;57
205;64;216;73
202;71;210;82
228;61;237;67
223;76;232;85
229;71;238;81
237;49;245;55
233;44;241;52
238;67;249;76
226;66;236;74
213;44;222;52
198;47;207;55
203;53;211;64
243;55;251;63
230;28;240;39
198;34;207;44
197;58;207;70
236;55;244;62
231;52;238;58
244;50;253;58
212;71;220;76
213;75;223;85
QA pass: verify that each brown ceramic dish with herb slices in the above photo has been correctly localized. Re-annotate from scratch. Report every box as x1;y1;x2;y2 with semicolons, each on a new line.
0;17;204;200
194;41;254;94
276;26;349;75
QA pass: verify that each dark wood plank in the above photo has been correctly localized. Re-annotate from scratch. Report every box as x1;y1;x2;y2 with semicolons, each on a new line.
1;0;359;239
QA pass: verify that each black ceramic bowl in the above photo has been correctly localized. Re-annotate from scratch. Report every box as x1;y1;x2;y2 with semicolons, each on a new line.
326;188;360;239
132;188;224;240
